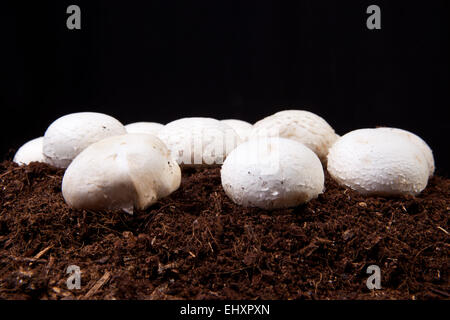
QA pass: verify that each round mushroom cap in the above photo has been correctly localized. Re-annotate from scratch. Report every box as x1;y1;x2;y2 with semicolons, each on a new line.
13;137;45;166
157;117;241;166
376;127;434;177
221;137;324;209
43;112;127;168
327;128;430;196
221;119;253;142
250;110;338;163
125;122;164;136
62;134;181;214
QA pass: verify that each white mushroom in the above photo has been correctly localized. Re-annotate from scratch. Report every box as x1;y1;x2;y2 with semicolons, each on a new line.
221;119;253;142
376;127;434;177
125;122;164;136
157;117;241;165
221;137;324;209
43;112;127;168
62;134;181;214
13;137;45;166
327;128;430;196
250;110;339;163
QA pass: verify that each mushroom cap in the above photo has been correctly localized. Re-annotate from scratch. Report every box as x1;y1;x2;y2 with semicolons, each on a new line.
43;112;126;168
250;110;338;163
376;127;434;177
13;137;45;166
221;137;324;209
125;122;164;136
157;117;241;165
62;134;181;213
221;119;253;142
327;128;430;196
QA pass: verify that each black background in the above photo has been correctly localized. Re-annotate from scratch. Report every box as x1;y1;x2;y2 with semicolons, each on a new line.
2;1;449;175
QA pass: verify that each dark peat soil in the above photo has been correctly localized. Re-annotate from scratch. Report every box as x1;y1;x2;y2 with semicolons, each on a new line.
0;161;448;300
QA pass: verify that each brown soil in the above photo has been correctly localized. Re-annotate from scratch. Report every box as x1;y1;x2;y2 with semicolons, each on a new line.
0;161;448;300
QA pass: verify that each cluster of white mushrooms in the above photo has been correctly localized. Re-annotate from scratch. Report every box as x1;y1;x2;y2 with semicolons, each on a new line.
13;109;434;212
